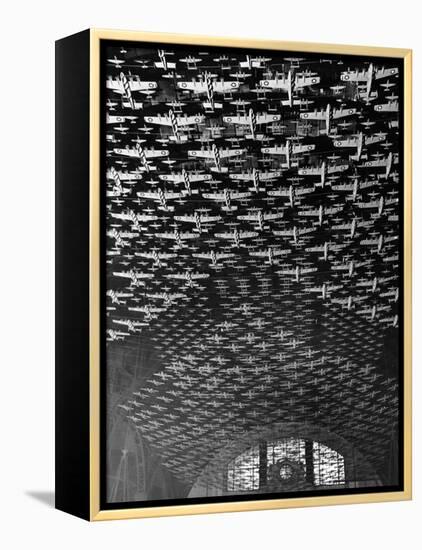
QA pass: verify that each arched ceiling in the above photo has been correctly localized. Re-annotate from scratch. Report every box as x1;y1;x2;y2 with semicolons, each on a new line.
104;42;401;496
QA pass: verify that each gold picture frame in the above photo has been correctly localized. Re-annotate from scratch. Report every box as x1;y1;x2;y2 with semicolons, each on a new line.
56;28;412;521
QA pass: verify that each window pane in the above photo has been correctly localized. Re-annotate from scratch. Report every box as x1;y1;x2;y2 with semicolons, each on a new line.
313;441;345;485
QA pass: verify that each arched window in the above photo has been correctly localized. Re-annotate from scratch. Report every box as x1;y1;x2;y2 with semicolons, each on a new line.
226;437;345;492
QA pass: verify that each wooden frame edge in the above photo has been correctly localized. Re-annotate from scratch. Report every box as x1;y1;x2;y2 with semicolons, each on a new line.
89;28;101;521
88;28;412;521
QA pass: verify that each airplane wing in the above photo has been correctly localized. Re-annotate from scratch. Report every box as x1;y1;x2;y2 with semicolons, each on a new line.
261;145;287;155
215;232;234;239
300;110;326;121
326;206;343;214
136;191;160;199
249;250;267;257
267;189;289;197
156;231;198;239
365;135;386;146
258;170;283;180
299;209;319;216
174;215;195;222
145;149;169;158
134;272;153;279
137;214;158;221
177;115;205;126
333;137;359;148
360;239;378;245
159;173;209;183
219;148;247;158
256;113;282;124
263;212;284;220
202;215;222;222
237;213;258;221
113;271;131;278
231;191;252;199
332;107;358;119
202;192;225;200
356;200;379;208
332;223;352;230
191;273;210;279
156;232;177;239
295;74;320;88
375;67;399;80
110;212;130;221
272;248;290;256
113;147;138;157
144;115;172;126
229;172;259;181
188;149;215;159
259;78;289;90
177;81;208;93
296;186;314;195
192;252;212;259
304;286;321;292
212;81;240;92
340;69;369;82
164;191;184;199
359;159;387;168
298;166;321;176
240;231;258;238
107;78;157;93
129;80;158;92
328;164;349;173
298;227;316;235
223;114;250;125
306;245;323;252
114;147;169;158
106;80;125;93
292;144;316;153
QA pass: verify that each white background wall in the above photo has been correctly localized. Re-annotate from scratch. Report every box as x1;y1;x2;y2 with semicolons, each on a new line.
0;1;419;548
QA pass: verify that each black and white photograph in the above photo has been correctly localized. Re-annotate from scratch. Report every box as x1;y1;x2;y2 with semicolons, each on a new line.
102;41;404;507
3;0;421;542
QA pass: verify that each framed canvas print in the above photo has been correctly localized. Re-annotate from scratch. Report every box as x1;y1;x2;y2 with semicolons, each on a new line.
55;29;412;521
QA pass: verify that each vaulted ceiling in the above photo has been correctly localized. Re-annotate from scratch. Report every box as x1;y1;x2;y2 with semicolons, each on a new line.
104;42;401;497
